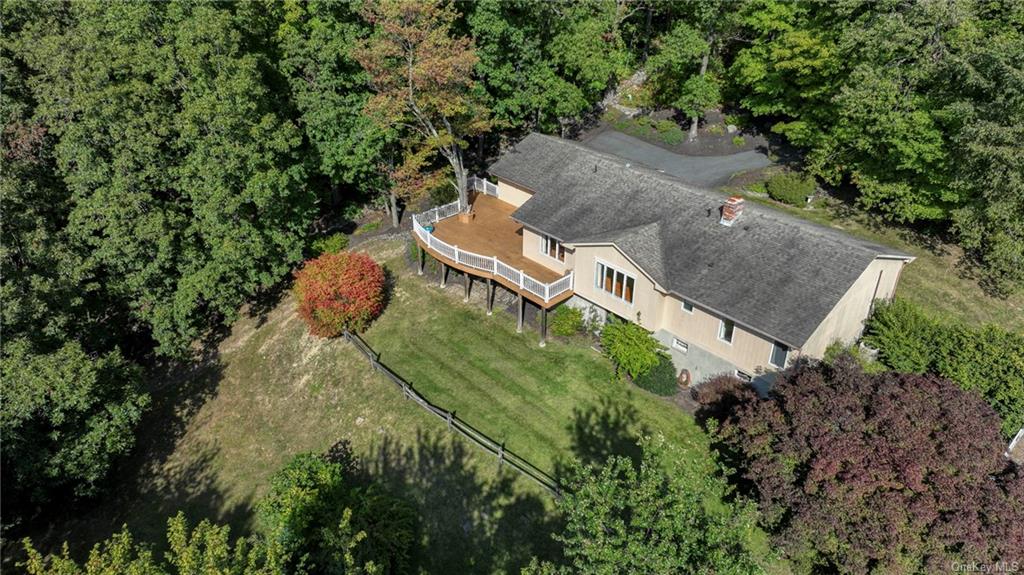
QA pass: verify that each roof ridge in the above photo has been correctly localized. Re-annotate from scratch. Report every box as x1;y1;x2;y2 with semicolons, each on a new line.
523;132;906;258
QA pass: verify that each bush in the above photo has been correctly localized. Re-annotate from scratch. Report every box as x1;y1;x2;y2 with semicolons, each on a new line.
294;251;386;337
550;305;584;337
691;374;757;424
716;358;1024;573
311;232;349;254
600;320;667;379
765;171;816;206
633;354;677;396
731;135;745;147
866;299;1024;436
259;446;419;574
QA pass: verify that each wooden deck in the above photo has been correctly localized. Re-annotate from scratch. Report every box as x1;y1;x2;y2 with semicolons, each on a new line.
414;193;572;308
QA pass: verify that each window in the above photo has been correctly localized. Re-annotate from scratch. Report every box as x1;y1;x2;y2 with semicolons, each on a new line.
672;338;688;352
681;300;694;313
540;234;565;262
718;319;735;344
770;341;789;368
594;261;635;304
734;370;752;382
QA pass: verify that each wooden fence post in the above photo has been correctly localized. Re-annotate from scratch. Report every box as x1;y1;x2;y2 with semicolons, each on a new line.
497;442;505;470
446;411;453;431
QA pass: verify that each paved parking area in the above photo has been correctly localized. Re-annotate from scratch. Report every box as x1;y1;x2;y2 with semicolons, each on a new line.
583;130;773;188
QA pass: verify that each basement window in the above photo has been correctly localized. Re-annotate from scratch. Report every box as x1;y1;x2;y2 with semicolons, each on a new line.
718;319;735;344
734;370;753;383
672;338;689;353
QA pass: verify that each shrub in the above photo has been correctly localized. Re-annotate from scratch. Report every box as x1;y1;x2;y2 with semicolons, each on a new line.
716;358;1024;573
259;445;419;574
731;135;745;147
311;232;349;254
707;124;725;135
633;354;677;396
866;299;1024;436
550;305;584;337
294;251;386;337
822;341;886;374
600;320;667;379
691;374;757;424
765;171;816;206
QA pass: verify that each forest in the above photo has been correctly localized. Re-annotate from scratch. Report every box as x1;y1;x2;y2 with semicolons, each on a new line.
3;0;1023;573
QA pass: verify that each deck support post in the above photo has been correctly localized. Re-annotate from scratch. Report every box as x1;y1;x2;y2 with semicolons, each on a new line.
486;279;494;315
417;246;425;275
539;307;548;347
516;293;524;333
440;262;448;288
463;272;471;302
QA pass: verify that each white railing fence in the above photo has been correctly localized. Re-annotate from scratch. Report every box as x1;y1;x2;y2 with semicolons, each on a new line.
412;188;573;303
468;176;499;197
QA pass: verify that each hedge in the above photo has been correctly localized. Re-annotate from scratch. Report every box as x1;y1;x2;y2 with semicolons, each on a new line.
865;299;1024;437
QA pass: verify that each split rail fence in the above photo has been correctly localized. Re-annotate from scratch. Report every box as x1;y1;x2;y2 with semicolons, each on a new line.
343;330;563;497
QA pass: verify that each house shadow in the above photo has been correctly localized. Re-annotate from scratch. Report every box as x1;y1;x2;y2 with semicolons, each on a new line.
555;395;649;482
361;430;563;574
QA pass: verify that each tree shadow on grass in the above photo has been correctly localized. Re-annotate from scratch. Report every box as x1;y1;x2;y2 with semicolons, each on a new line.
362;430;563;574
555;395;649;482
21;349;250;561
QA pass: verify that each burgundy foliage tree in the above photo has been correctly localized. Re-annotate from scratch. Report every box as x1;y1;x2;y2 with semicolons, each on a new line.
714;356;1023;574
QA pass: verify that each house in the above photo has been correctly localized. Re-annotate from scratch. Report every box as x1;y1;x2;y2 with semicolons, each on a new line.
412;133;914;385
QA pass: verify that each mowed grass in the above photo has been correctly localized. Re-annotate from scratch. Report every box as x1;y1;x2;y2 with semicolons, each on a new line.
736;193;1024;331
363;254;712;475
27;238;784;573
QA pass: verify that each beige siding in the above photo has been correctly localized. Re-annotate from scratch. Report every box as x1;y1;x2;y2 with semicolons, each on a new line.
801;257;908;357
495;179;532;208
658;294;776;375
522;228;573;274
571;245;662;331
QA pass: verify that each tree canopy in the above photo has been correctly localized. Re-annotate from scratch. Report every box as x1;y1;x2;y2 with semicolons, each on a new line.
712;356;1024;573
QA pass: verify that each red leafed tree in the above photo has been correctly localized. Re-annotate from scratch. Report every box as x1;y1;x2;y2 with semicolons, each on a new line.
294;252;386;337
714;356;1024;574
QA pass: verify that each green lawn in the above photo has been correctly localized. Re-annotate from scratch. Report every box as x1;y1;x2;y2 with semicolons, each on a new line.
26;238;784;574
733;191;1024;331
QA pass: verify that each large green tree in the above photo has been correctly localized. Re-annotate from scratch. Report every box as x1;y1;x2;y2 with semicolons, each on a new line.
466;0;589;135
729;0;1024;294
274;0;399;224
527;436;763;574
15;1;315;355
1;340;148;507
645;1;725;140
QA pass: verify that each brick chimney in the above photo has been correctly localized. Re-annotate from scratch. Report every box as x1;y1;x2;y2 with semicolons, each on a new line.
720;196;745;226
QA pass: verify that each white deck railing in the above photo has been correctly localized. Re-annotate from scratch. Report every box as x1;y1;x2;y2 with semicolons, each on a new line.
412;193;573;303
468;176;498;196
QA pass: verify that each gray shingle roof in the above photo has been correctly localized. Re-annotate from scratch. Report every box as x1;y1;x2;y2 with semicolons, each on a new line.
489;133;911;347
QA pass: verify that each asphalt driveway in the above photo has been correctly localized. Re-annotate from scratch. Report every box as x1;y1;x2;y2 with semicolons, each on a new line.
582;130;773;188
